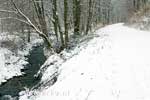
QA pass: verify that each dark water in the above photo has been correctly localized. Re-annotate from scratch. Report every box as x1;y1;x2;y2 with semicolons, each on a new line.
0;45;46;100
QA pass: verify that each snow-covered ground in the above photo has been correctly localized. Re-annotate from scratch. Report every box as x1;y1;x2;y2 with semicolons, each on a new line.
20;23;150;100
0;32;43;85
0;48;27;84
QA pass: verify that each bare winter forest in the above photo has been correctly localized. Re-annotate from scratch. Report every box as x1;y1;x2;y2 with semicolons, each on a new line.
0;0;150;100
0;0;148;51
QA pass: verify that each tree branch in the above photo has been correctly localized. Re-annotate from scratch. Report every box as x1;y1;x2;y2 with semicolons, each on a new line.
10;0;46;37
0;17;30;25
0;0;53;49
0;9;17;14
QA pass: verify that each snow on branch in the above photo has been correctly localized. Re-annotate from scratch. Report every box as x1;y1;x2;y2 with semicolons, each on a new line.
1;0;48;39
0;17;30;25
0;0;53;49
0;9;17;14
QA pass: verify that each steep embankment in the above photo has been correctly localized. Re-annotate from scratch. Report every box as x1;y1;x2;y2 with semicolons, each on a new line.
21;23;150;100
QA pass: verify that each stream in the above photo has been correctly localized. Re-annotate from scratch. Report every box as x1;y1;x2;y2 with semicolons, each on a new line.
0;45;46;100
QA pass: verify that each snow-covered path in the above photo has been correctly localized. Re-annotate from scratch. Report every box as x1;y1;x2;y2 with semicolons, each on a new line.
98;23;150;100
90;23;150;100
21;23;150;100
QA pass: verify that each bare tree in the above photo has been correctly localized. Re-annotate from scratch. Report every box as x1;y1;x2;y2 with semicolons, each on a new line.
64;0;69;47
73;0;81;35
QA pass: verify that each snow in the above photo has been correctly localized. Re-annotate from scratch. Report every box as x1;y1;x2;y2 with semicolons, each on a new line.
0;32;43;85
20;23;150;100
0;48;26;84
35;34;99;84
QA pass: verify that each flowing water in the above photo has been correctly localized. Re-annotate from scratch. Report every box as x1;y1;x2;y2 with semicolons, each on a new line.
0;45;46;100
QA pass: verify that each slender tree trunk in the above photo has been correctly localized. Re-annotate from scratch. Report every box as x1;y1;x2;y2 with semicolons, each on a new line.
32;0;48;36
52;0;65;49
1;21;3;33
27;25;31;42
52;0;58;41
64;0;69;47
86;0;93;34
73;0;81;35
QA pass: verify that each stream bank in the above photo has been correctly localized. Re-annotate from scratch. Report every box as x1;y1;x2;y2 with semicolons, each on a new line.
0;45;46;100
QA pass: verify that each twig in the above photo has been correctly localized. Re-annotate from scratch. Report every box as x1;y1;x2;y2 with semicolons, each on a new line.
85;90;93;100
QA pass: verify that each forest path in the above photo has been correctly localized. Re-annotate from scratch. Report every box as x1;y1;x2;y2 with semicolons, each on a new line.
89;23;150;100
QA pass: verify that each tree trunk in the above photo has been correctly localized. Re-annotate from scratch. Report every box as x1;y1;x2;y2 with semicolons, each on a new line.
86;0;93;34
52;0;65;49
52;0;58;41
64;0;69;47
73;0;81;36
32;0;48;36
27;25;31;42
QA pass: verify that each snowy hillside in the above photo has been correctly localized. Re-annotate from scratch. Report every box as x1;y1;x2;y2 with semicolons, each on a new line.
0;48;27;84
0;32;43;85
20;23;150;100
